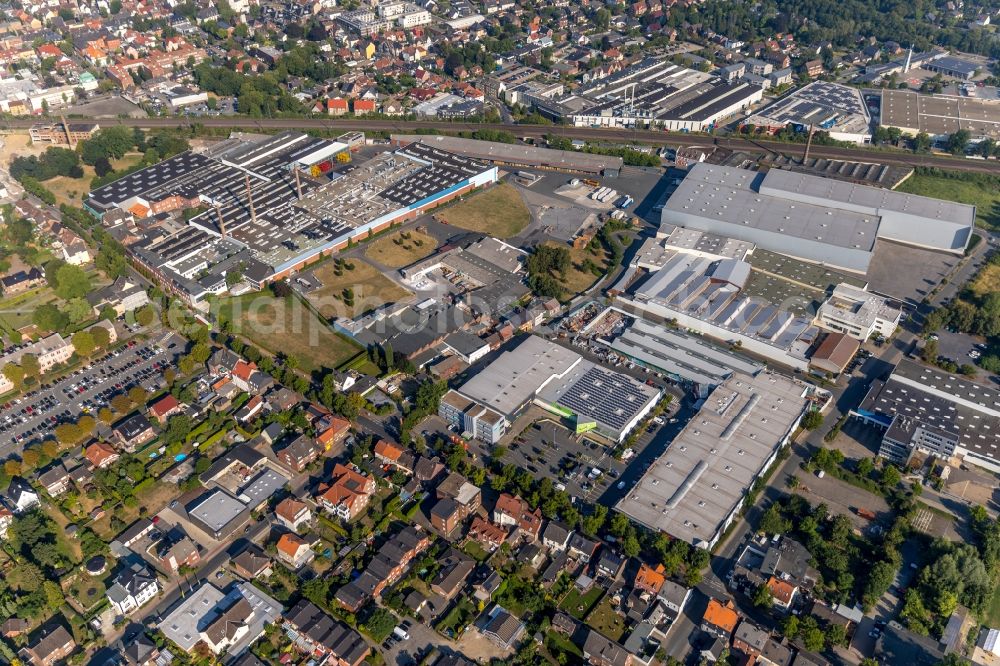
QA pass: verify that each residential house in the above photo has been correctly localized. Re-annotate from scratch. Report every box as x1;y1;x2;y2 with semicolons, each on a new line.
430;497;463;535
733;620;769;658
115;631;162;666
542;521;573;551
107;562;159;615
767;576;797;611
482;606;524;650
18;624;75;666
283;600;369;666
493;492;543;541
582;628;633;666
86;276;149;316
276;533;315;569
198;597;253;655
37;465;71;496
0;506;12;538
374;439;407;469
0;267;44;296
277;434;319;472
232;544;272;579
334;526;431;612
231;360;272;394
316;416;351;452
317;464;375;521
468;515;508;551
596;549;626;580
702;598;739;639
436;472;481;518
429;548;475;601
659;580;691;624
147;394;182;425
568;533;600;563
85;441;120;469
758;639;794;666
634;563;666;595
113;413;156;452
158;535;200;573
275;498;312;533
473;570;504;604
1;618;29;638
4;478;40;513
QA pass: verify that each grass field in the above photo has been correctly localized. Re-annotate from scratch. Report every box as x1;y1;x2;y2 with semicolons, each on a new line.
559;585;604;620
437;183;530;238
47;155;144;207
987;582;1000;627
65;572;107;613
307;260;411;319
969;262;1000;299
541;241;609;297
896;172;1000;231
364;229;440;268
585;595;626;641
217;292;361;372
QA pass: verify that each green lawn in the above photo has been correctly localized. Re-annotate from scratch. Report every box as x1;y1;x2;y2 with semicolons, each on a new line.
435;596;478;638
585;595;626;642
986;581;1000;627
460;540;490;563
545;630;583;659
216;292;361;372
896;172;1000;231
559;585;604;620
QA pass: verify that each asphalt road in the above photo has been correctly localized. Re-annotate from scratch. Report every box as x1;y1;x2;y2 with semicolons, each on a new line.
4;117;998;174
0;332;182;459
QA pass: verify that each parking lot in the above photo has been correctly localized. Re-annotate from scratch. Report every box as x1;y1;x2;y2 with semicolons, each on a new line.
0;331;183;458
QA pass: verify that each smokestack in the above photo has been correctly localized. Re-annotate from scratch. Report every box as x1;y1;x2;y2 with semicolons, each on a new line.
245;173;257;224
294;166;303;200
60;114;72;147
803;124;815;164
215;202;226;237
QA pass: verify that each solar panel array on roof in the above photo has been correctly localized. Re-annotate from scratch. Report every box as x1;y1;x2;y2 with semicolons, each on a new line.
89;152;211;208
553;365;658;432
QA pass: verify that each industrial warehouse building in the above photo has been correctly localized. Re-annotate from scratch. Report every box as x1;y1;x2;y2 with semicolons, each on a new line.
855;359;1000;473
529;58;762;132
661;164;975;274
879;88;1000;140
89;133;498;307
455;335;661;442
741;81;872;144
617;370;817;548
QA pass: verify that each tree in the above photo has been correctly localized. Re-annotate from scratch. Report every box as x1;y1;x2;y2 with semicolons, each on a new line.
20;354;39;379
622;533;641;558
93;156;113;177
135;304;156;327
62;297;93;324
2;363;25;389
54;264;91;300
752;583;773;608
881;464;901;488
71;330;96;357
922;338;939;363
801;409;823;430
759;503;791;535
802;624;825;652
856;457;875;478
946;129;971;155
33;303;69;332
826;623;847;648
913;132;932;153
91;324;111;349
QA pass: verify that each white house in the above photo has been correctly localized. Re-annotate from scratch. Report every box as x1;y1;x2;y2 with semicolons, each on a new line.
107;562;159;615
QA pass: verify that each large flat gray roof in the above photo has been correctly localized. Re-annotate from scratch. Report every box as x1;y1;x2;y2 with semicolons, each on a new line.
662;164;878;273
616;371;809;546
458;335;582;417
610;317;762;386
